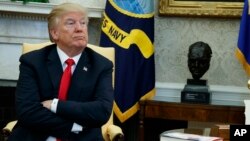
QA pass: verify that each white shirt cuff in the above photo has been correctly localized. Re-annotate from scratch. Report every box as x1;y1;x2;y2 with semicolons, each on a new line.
51;98;58;113
46;136;56;141
72;123;83;134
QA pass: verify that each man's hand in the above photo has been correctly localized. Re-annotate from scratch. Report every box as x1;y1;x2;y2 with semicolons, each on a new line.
41;100;53;110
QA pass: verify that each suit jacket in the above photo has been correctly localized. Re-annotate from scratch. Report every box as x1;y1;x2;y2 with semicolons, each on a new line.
8;44;114;141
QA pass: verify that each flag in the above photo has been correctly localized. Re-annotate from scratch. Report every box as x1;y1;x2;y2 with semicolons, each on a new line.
236;0;250;76
100;0;155;123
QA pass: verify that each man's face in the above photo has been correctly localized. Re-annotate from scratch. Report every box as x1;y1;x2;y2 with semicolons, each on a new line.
188;58;210;80
188;47;210;80
50;12;88;50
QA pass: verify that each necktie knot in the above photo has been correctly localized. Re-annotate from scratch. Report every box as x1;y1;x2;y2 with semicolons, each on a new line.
65;58;75;66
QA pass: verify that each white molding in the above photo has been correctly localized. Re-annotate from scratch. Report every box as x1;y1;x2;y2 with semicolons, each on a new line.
156;82;250;93
0;1;104;19
0;1;54;15
0;79;17;87
155;82;250;106
0;36;49;44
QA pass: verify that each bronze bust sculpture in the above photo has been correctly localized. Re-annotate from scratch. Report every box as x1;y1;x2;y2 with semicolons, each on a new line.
181;41;212;104
188;41;212;80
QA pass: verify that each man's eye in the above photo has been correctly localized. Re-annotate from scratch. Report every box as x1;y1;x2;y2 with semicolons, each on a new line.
66;21;75;25
80;21;86;25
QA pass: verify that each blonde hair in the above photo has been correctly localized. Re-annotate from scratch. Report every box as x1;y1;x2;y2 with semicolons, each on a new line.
47;3;89;42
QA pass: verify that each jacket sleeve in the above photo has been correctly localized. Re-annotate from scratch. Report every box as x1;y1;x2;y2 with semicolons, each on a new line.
15;56;73;138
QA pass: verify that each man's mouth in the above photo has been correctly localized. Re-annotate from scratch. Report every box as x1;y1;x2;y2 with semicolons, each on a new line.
73;36;84;39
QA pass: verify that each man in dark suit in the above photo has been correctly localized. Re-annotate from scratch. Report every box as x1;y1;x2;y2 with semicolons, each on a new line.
8;3;114;141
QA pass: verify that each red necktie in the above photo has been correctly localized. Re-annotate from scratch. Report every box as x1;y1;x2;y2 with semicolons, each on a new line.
57;58;74;141
58;58;75;100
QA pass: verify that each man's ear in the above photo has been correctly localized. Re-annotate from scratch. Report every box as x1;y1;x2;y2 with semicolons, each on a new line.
50;29;58;41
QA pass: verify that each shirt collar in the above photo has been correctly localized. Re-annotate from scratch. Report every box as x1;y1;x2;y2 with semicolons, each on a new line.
56;46;81;66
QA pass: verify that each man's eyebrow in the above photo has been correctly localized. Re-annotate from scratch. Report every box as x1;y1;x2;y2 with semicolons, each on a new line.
64;18;86;22
65;18;74;21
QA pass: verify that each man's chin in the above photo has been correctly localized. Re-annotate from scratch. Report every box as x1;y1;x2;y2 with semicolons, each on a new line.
72;41;87;48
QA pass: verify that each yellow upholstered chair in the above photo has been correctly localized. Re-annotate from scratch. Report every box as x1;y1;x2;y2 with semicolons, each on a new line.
2;42;123;141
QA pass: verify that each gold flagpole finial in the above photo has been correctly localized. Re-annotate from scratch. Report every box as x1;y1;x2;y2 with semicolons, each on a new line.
248;79;250;89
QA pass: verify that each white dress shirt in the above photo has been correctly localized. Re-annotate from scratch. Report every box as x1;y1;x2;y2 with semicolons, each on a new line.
46;47;82;141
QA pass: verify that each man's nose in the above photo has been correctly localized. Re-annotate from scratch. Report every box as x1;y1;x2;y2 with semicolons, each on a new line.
75;22;84;31
193;61;200;67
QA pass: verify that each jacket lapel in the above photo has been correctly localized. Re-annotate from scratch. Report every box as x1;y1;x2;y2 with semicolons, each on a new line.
46;45;63;94
67;50;90;100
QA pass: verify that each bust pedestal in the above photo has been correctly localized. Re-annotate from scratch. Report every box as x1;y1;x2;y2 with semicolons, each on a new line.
181;79;211;104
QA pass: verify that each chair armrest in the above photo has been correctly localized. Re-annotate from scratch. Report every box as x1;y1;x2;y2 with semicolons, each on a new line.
2;120;125;141
107;125;124;141
2;121;17;137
